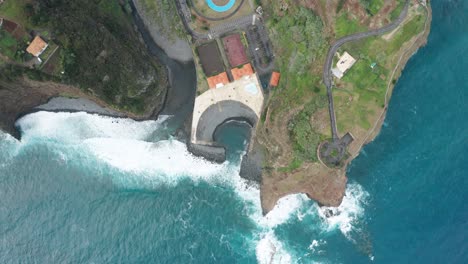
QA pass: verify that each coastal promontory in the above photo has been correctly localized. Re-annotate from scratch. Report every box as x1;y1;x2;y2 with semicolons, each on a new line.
0;0;169;138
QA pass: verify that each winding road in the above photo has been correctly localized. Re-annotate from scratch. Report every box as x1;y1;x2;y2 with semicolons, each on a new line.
323;0;410;140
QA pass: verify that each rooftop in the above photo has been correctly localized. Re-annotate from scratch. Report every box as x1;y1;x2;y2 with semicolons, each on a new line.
270;71;280;87
26;36;48;57
336;52;356;74
207;72;230;89
231;63;254;80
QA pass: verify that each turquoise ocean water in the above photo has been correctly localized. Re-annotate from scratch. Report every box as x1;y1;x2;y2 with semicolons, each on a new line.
0;1;467;263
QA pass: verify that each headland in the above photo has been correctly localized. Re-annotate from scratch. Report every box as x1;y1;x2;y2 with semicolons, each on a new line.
0;0;432;215
174;0;432;214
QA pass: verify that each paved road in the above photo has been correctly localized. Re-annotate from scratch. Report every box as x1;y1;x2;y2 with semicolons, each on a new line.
209;14;255;38
323;0;410;140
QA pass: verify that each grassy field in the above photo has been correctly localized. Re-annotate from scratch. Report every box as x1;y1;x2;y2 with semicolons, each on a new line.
334;9;427;135
0;30;17;59
360;0;385;15
390;0;406;20
0;0;31;26
335;12;367;38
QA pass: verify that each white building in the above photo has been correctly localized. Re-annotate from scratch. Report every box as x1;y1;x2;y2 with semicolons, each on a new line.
332;51;356;79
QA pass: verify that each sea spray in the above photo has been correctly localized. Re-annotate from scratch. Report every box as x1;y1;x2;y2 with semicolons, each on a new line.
317;183;369;238
17;111;168;142
8;111;371;263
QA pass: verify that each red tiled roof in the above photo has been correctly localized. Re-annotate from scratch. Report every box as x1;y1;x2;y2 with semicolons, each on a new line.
231;63;254;80
270;72;280;87
26;36;48;57
207;72;229;89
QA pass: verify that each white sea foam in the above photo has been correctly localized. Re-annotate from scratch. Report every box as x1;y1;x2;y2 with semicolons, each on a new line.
317;183;369;237
260;194;308;228
85;138;225;177
256;232;292;264
17;111;167;142
12;111;369;263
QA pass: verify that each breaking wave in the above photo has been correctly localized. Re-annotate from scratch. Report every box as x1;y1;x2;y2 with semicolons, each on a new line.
10;111;369;263
317;183;369;238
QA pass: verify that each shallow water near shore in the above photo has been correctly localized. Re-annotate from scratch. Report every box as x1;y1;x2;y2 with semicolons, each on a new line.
1;0;467;263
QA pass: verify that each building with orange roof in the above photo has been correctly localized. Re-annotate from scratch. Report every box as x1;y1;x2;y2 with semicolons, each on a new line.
231;63;254;81
207;72;229;89
26;36;48;57
270;71;280;87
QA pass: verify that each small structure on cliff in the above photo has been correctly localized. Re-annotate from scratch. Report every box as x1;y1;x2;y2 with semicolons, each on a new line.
26;36;48;59
332;51;356;79
269;71;280;87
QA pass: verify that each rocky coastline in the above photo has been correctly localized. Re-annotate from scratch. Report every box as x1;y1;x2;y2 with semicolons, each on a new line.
0;1;198;141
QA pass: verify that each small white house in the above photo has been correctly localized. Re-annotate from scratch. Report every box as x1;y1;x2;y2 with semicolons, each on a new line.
332;52;356;79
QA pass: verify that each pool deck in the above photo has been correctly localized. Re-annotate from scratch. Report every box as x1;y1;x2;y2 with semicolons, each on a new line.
191;73;264;144
206;0;236;13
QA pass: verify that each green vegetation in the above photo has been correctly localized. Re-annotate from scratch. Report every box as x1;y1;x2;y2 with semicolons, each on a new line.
335;13;366;38
269;7;326;76
265;5;328;120
390;0;406;20
278;158;303;173
288;95;327;163
0;31;17;59
334;11;427;133
360;0;384;15
139;0;186;40
259;3;331;168
0;0;30;26
38;42;57;62
0;0;167;115
0;63;51;82
382;15;425;55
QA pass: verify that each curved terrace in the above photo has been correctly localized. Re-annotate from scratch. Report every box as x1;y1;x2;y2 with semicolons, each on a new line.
191;74;264;145
206;0;236;12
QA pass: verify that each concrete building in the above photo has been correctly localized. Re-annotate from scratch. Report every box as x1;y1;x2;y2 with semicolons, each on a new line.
332;51;356;79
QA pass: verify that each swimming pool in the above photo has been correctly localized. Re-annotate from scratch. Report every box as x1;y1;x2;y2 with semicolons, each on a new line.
206;0;236;12
244;83;258;95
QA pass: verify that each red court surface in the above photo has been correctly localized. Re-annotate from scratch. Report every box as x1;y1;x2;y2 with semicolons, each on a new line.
223;34;248;67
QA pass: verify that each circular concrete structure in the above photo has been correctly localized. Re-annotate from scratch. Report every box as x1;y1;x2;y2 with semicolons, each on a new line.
206;0;236;12
189;0;245;21
196;100;257;142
